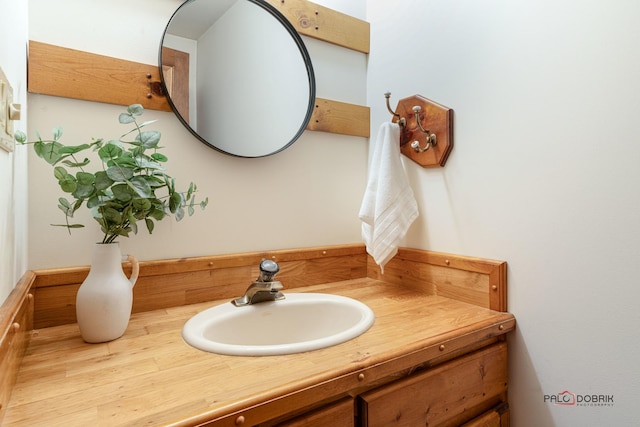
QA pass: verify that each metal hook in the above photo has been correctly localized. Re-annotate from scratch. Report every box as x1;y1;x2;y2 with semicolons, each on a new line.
384;92;406;128
146;73;164;99
410;134;437;152
410;106;436;152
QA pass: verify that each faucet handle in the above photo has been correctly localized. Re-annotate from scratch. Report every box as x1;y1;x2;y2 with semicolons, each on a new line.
258;259;280;282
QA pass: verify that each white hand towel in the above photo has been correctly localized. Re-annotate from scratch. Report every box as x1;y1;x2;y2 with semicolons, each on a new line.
359;122;419;273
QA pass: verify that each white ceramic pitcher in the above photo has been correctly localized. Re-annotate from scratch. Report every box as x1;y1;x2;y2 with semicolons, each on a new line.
76;242;139;343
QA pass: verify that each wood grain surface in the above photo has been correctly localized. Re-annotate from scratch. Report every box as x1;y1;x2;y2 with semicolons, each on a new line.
5;280;514;426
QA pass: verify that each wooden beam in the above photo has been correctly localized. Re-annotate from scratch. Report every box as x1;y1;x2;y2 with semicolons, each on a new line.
28;41;170;112
309;98;370;137
266;0;370;53
27;41;370;138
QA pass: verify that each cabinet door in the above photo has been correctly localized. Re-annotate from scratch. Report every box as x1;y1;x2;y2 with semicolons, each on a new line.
271;397;354;427
359;342;508;427
461;402;509;427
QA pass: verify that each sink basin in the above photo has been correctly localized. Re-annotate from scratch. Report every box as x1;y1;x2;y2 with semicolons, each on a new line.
182;293;375;356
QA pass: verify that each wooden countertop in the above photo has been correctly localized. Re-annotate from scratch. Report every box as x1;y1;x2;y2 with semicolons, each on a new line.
4;279;515;426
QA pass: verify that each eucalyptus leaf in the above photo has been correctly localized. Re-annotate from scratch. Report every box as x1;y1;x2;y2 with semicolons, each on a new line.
102;207;122;223
110;156;138;167
186;182;194;200
39;142;64;165
76;172;95;185
145;218;155;234
135;157;164;170
116;227;131;237
150;153;168;162
87;196;101;208
129;176;152;198
14;130;27;144
52;126;63;141
137;120;158;129
119;113;136;124
175;206;185;221
57;201;72;216
53;166;68;180
127;104;144;116
61;158;91;168
150;205;165;221
72;183;94;199
137;131;161;149
51;126;62;141
106;165;134;181
92;138;105;149
59;144;91;154
111;184;133;202
58;176;77;193
107;139;124;149
129;220;138;235
169;191;182;213
58;197;71;209
94;171;114;190
98;143;123;160
103;200;124;210
143;175;166;188
133;198;152;212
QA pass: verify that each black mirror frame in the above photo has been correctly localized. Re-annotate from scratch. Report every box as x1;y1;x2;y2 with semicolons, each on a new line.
159;0;316;158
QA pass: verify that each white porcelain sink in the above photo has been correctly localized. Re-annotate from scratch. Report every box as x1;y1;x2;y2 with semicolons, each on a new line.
182;293;375;356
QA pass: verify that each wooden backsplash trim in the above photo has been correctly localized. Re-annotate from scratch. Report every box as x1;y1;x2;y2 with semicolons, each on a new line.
0;272;35;422
368;248;508;312
33;244;366;288
31;244;368;329
27;41;370;138
27;245;507;330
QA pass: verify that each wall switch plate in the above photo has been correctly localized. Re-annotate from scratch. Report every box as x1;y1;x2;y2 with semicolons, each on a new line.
0;66;20;153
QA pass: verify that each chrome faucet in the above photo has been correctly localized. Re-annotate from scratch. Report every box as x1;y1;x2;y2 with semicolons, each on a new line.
232;259;285;306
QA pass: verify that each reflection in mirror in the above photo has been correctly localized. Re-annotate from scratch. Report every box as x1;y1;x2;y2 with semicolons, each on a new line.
160;0;316;158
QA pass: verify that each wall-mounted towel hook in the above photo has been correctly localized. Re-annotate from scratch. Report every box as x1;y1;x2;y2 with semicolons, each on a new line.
383;92;454;167
384;92;406;129
409;106;437;153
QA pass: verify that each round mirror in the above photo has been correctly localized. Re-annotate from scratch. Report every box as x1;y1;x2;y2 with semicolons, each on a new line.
160;0;316;158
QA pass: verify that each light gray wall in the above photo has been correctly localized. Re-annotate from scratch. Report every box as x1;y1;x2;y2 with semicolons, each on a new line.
0;0;28;303
367;0;640;425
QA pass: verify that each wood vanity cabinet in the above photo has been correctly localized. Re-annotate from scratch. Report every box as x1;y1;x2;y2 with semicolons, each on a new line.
265;397;356;427
2;246;514;426
266;342;509;427
461;404;510;427
358;342;508;426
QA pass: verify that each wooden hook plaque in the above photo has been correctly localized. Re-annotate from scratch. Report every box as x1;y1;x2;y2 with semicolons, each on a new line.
387;93;454;167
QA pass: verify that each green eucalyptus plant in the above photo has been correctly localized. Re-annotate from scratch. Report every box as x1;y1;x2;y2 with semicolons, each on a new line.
15;104;208;244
